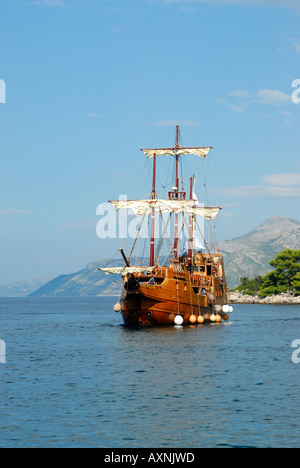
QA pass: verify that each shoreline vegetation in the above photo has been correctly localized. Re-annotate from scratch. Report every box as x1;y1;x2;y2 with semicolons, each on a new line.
229;249;300;305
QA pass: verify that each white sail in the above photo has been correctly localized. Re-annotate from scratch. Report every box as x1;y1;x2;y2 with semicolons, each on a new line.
185;235;205;251
186;206;220;219
110;199;220;219
99;266;156;276
141;147;212;159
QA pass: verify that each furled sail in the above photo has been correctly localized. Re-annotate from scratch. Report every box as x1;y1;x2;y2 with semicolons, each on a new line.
141;147;212;159
99;266;156;276
109;199;220;219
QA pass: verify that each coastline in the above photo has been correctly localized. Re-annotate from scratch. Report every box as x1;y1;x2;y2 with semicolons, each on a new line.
229;291;300;305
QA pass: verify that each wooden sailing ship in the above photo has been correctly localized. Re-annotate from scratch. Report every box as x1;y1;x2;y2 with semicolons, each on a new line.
100;126;233;326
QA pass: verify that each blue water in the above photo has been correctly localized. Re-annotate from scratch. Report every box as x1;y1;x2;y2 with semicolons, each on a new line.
0;297;299;448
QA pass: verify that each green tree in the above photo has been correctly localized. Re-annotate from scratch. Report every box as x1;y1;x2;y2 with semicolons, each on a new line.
292;272;300;296
259;249;300;297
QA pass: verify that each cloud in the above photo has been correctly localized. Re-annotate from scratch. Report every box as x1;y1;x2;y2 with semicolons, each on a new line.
152;0;300;13
0;209;35;215
218;173;300;200
228;90;253;99
263;173;300;187
292;42;300;54
30;0;67;7
216;88;293;115
87;113;101;118
257;89;291;104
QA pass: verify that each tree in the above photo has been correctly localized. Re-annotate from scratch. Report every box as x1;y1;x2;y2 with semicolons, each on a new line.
292;272;300;296
259;249;300;297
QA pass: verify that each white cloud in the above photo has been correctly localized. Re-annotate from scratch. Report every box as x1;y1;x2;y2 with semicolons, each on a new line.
152;0;300;13
228;90;253;99
263;173;300;187
256;89;291;105
0;209;35;215
218;173;300;200
216;87;293;115
292;42;300;53
87;113;101;118
30;0;67;7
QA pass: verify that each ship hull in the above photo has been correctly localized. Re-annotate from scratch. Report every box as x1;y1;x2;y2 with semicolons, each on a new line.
119;263;229;326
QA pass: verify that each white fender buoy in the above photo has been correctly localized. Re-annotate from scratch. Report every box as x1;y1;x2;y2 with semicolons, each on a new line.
214;304;222;313
222;304;230;313
113;303;121;313
197;315;204;324
210;314;216;322
174;315;184;326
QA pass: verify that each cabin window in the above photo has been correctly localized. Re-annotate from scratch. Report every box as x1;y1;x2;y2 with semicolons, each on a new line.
206;265;212;276
200;266;205;273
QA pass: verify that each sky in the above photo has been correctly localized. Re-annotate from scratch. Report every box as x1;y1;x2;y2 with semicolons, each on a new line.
1;0;300;284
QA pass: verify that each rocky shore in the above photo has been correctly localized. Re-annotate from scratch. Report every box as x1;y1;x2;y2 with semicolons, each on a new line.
229;291;300;305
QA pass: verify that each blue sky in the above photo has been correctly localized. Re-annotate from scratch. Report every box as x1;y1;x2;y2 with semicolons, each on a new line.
1;0;300;284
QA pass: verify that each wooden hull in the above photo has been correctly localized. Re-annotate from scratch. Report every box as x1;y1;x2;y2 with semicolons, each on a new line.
119;261;229;326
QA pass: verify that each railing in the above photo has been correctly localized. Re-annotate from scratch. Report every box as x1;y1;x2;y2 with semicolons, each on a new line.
168;191;186;200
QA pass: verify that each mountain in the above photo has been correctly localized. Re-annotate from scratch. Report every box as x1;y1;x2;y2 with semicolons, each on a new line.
2;216;299;297
28;258;125;297
0;277;54;297
219;216;300;288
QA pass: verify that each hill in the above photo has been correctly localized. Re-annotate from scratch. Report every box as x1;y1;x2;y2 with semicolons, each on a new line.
1;216;299;297
0;276;54;297
28;258;125;297
219;216;300;288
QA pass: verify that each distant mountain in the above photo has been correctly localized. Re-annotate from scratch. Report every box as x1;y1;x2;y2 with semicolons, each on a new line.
0;277;54;297
219;216;300;288
28;258;126;297
2;216;299;297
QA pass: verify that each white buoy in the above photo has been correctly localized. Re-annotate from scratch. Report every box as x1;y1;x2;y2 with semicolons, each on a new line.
214;304;222;313
210;314;216;322
174;315;184;326
222;304;230;313
113;302;121;313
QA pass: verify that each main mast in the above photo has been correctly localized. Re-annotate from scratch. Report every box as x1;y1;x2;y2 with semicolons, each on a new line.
173;125;184;259
150;152;156;266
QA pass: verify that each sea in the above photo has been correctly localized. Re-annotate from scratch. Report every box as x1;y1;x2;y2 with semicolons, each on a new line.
0;297;299;448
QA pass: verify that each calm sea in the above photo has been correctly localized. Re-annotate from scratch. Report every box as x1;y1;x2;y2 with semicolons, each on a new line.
0;297;299;448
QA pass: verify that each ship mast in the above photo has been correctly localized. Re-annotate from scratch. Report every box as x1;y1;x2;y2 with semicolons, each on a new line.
173;125;181;259
150;152;156;266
